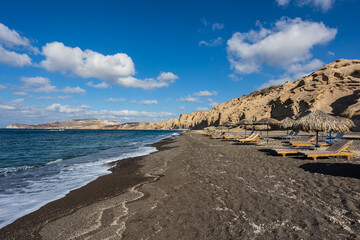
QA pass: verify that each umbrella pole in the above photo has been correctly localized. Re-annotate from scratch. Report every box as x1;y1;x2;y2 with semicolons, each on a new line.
329;131;332;144
267;125;269;145
245;127;247;136
316;131;319;149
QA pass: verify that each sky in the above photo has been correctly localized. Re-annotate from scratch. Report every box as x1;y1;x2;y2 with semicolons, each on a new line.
0;0;359;127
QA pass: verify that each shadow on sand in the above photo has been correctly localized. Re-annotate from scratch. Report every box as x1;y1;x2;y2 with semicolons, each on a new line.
299;163;360;179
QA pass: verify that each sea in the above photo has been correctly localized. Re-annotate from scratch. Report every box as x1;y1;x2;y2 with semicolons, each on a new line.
0;129;180;229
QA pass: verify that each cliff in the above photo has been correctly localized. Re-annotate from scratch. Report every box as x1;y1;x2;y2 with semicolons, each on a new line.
7;59;360;131
120;59;360;130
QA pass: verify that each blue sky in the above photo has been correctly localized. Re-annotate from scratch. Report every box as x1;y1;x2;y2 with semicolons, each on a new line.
0;0;359;127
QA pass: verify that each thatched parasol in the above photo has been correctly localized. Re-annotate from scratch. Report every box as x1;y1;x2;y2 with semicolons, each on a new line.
281;117;296;135
238;119;253;136
255;118;281;141
293;110;351;147
221;121;236;134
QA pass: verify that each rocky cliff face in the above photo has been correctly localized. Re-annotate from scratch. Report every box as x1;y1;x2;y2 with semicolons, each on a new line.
7;59;360;131
120;59;360;130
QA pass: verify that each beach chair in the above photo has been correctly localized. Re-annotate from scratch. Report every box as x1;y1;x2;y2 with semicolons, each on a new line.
237;133;260;143
272;148;303;157
224;132;242;140
211;132;225;139
289;135;318;147
297;139;356;161
288;131;299;139
279;130;294;139
325;132;345;144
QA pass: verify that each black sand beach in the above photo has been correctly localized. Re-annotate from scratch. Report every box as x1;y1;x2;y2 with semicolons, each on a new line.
1;131;360;239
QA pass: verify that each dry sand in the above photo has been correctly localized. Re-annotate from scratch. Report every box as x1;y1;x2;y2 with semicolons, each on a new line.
1;131;360;239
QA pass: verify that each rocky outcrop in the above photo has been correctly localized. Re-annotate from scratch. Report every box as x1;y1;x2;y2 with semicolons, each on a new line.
124;59;360;130
7;59;360;131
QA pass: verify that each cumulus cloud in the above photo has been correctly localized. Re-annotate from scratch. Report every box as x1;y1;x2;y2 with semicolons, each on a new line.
208;98;219;107
13;91;29;96
0;84;6;90
40;42;178;90
46;103;90;113
328;50;335;56
193;90;218;97
177;106;185;110
0;46;32;66
106;98;126;102
177;95;201;103
258;75;294;90
228;74;242;82
227;17;337;74
138;100;158;105
0;23;38;67
197;107;209;111
21;76;51;86
62;86;86;94
276;0;291;6
86;81;109;89
212;23;224;31
199;37;223;47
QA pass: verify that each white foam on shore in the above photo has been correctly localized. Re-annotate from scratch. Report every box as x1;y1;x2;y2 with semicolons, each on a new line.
0;131;180;229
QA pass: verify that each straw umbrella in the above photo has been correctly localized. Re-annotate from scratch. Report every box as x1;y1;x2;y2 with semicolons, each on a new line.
238;119;253;136
293;110;351;148
255;118;281;139
281;117;296;135
222;121;235;134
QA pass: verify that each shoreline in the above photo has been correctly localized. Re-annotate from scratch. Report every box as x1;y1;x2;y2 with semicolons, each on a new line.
0;134;178;239
1;131;359;239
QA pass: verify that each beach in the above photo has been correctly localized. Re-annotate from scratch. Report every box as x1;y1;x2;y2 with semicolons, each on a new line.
1;131;360;239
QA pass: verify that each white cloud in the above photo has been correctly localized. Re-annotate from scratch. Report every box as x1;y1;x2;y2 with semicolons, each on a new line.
212;23;224;31
177;106;185;110
328;50;335;56
276;0;291;6
106;98;126;102
13;91;29;96
276;0;337;12
36;96;54;100
0;23;38;67
86;81;109;89
287;58;323;74
258;75;294;90
129;100;137;103
40;42;178;90
57;95;72;100
138;100;158;105
62;86;86;94
21;76;51;86
193;90;218;97
228;74;242;82
33;85;57;93
46;103;90;113
201;17;209;26
199;37;223;47
177;95;200;103
227;17;337;74
0;45;31;66
166;98;172;102
208;99;218;107
0;23;30;47
197;107;209;111
0;84;6;90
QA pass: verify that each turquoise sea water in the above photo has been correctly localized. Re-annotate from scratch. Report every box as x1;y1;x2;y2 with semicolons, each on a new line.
0;129;179;228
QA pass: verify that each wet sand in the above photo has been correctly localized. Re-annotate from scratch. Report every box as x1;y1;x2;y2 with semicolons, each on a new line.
1;131;360;239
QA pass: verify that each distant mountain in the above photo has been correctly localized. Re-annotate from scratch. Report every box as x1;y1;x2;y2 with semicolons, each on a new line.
6;119;119;129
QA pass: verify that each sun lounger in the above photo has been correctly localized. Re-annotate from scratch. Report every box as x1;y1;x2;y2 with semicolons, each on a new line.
279;130;294;139
211;132;225;139
324;132;345;143
224;132;242;140
237;133;260;143
297;139;356;161
271;148;309;157
289;135;317;147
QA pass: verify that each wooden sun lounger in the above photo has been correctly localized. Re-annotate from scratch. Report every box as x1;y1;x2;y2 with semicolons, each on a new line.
224;132;242;140
297;140;356;161
289;135;316;145
237;133;260;143
291;141;329;148
211;132;225;139
272;148;309;157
